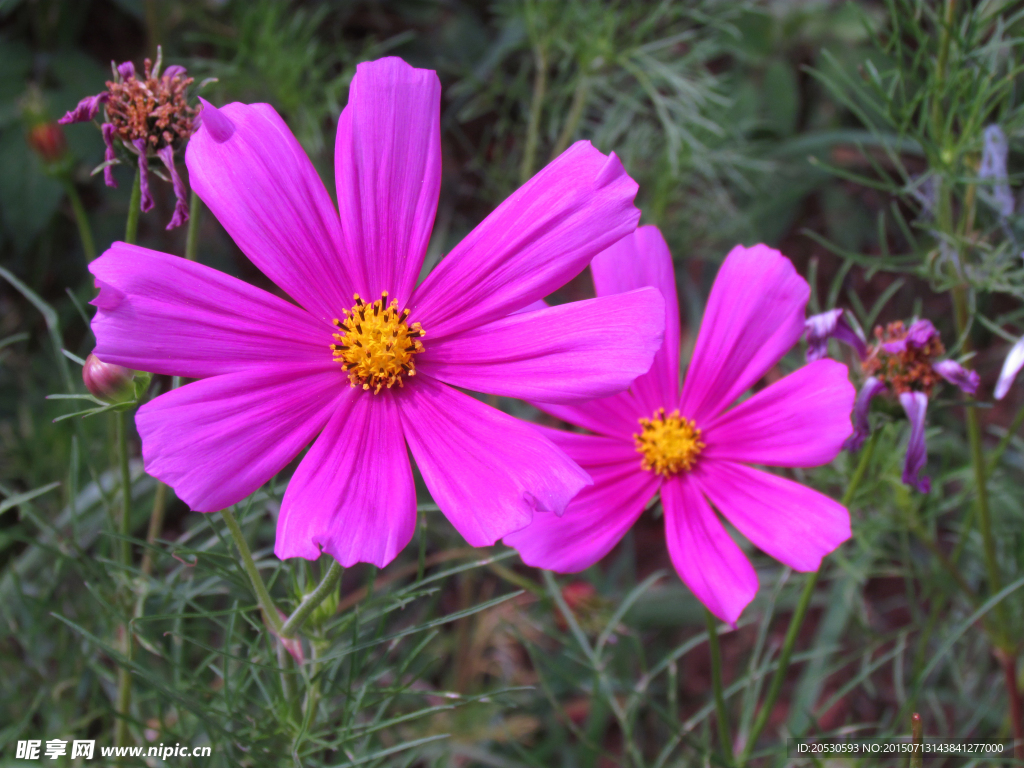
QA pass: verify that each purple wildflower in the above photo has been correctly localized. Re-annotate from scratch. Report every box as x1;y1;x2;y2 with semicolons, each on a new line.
88;57;666;569
979;124;1014;219
505;227;855;625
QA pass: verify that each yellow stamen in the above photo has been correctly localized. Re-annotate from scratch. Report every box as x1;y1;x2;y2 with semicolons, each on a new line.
331;292;425;394
634;408;705;476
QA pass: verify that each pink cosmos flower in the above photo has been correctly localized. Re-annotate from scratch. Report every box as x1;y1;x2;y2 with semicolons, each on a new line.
87;57;666;568
505;227;855;624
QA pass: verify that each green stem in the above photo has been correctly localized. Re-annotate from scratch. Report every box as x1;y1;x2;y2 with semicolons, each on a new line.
739;435;877;765
520;40;548;184
61;177;97;261
909;713;923;768
116;411;132;568
706;608;734;765
184;190;202;262
280;560;343;638
220;508;283;635
985;400;1024;479
551;72;590;160
124;171;141;245
139;481;166;577
113;624;133;753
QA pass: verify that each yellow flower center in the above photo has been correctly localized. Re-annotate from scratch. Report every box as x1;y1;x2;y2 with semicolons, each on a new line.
634;408;705;477
331;292;425;394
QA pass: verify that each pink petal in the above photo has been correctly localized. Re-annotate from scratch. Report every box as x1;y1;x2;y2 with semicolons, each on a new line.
418;288;664;404
695;461;851;572
996;335;1024;400
533;390;647;439
678;244;809;424
136;364;347;512
90;243;331;378
591;226;681;410
505;429;656;571
397;376;591;546
335;58;442;308
411;142;640;339
59;92;109;124
186;99;354;323
276;390;415;567
933;359;980;395
899;391;931;493
702;359;854;467
661;474;758;625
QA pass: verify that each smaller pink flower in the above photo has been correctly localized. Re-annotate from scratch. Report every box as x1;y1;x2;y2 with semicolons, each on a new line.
505;227;855;624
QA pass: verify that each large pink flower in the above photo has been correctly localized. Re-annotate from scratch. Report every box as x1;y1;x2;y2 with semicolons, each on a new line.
88;57;666;568
505;227;855;624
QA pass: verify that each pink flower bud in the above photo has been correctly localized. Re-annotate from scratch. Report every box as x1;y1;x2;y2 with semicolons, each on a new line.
27;122;68;164
82;353;136;403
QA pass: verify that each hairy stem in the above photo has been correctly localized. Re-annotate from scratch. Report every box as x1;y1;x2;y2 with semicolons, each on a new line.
61;178;97;261
281;560;343;638
706;608;734;765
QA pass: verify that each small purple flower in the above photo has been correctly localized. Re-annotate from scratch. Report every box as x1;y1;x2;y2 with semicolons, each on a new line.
59;47;196;230
805;308;867;362
979;124;1014;219
89;57;666;570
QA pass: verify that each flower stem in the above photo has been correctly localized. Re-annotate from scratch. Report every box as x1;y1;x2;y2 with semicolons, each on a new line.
739;434;877;765
113;623;134;754
910;713;923;768
985;400;1024;479
61;177;97;261
124;170;141;245
139;481;165;577
996;650;1024;761
116;410;132;569
520;39;547;184
184;190;202;262
280;560;343;638
220;508;283;635
705;608;734;765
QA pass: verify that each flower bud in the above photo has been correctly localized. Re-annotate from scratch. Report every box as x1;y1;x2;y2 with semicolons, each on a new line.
27;122;68;165
82;353;140;404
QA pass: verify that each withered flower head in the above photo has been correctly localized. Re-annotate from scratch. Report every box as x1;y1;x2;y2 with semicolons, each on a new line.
844;317;979;494
59;47;197;230
863;319;946;396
